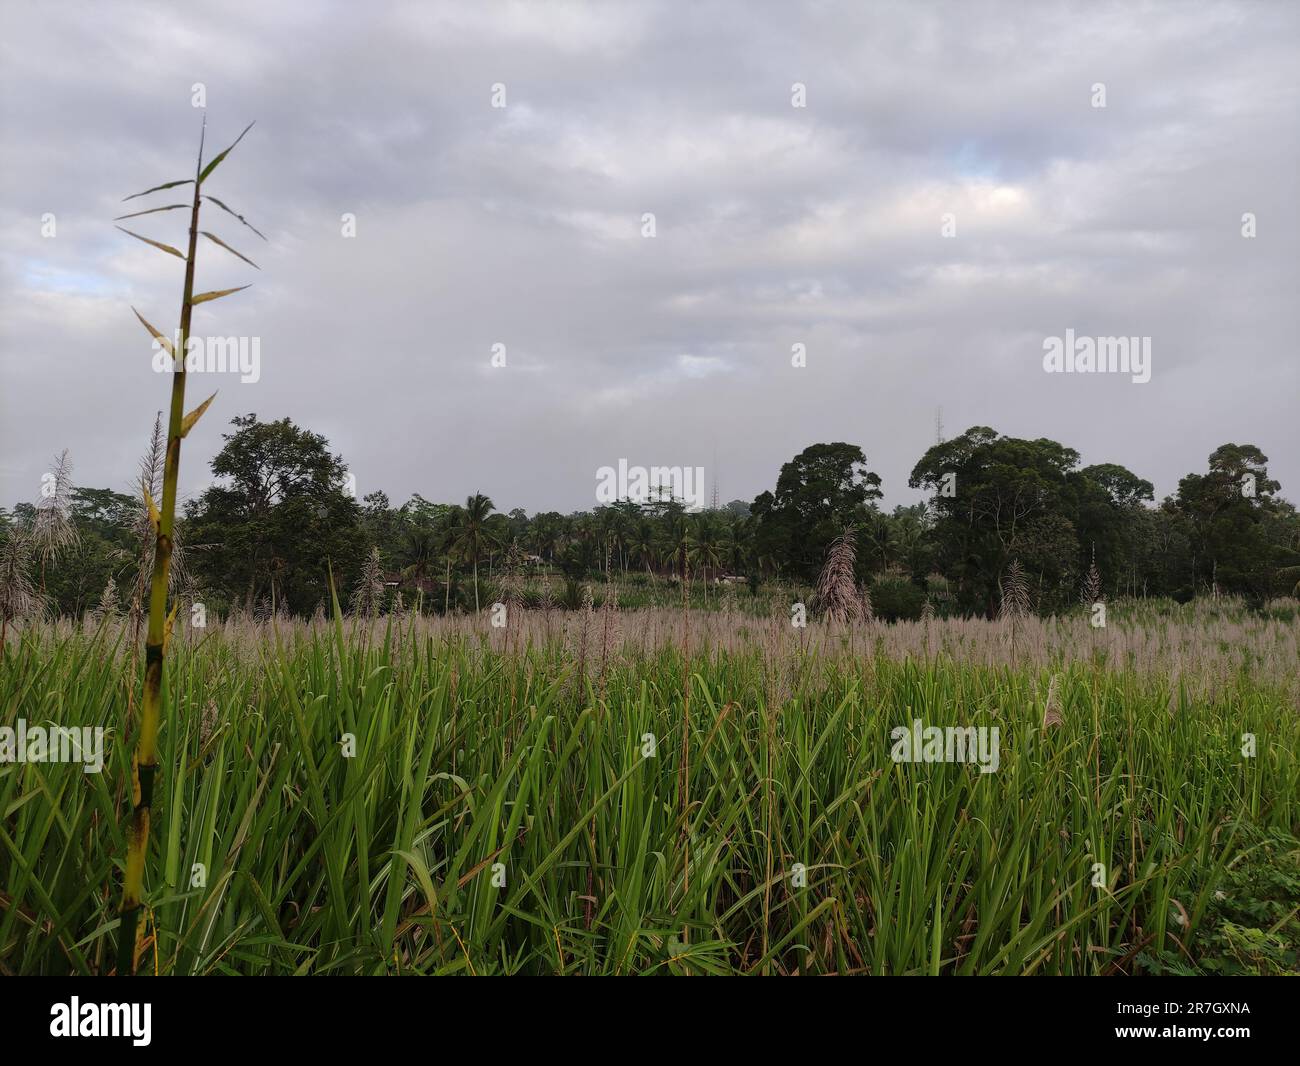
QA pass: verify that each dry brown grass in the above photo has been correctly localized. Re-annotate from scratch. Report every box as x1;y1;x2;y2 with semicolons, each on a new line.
27;596;1296;703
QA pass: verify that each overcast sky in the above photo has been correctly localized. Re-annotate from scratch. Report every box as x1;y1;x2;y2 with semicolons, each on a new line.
2;0;1296;517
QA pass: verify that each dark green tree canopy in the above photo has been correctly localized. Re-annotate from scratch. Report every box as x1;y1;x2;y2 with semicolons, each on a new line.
909;427;1150;614
185;414;364;614
1174;444;1290;597
752;442;882;581
10;424;1297;619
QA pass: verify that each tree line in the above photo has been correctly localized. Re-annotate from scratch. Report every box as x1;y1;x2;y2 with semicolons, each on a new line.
3;414;1297;627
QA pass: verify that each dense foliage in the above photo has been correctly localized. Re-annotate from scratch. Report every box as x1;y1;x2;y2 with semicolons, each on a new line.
3;417;1297;625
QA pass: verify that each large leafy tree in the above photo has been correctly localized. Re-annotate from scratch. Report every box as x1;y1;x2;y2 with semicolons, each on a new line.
8;488;137;618
14;416;1300;621
184;415;365;614
1172;444;1290;598
911;428;1088;614
361;490;407;574
751;442;883;581
1075;463;1155;597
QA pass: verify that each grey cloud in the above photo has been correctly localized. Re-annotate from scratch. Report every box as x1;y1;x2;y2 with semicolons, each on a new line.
2;0;1296;515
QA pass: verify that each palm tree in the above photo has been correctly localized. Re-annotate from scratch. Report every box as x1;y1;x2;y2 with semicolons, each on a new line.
689;514;723;596
451;493;497;611
399;520;439;603
530;512;563;563
862;510;898;573
720;515;753;576
483;512;510;579
626;518;658;580
437;505;462;614
892;504;930;577
608;501;639;574
593;507;617;575
659;511;693;584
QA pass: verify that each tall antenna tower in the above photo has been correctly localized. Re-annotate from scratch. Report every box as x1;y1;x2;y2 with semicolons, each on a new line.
935;406;945;445
710;442;720;510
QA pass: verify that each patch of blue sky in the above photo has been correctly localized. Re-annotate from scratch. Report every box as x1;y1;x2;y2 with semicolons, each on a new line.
19;260;115;297
948;139;1002;182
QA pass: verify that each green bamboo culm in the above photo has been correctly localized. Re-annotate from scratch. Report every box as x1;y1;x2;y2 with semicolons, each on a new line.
115;116;260;975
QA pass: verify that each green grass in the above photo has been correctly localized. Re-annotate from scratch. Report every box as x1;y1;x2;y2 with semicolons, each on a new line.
1;609;1296;975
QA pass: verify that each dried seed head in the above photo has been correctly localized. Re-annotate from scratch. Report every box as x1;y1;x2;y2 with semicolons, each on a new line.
199;698;219;749
1041;673;1063;730
351;546;385;618
999;559;1031;621
93;575;120;623
815;527;863;626
32;449;80;567
0;529;43;624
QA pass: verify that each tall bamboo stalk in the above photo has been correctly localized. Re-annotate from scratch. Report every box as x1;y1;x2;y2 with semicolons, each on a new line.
115;117;259;974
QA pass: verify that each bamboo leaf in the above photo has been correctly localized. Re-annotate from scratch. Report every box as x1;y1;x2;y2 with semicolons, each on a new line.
116;226;186;261
180;391;218;439
162;601;179;653
201;231;259;269
121;179;193;203
143;487;160;533
198;122;254;184
131;307;174;358
114;203;188;222
189;285;251;306
204;196;267;240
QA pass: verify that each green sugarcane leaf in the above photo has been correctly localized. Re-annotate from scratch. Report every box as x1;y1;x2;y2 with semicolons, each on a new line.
204;195;267;240
201;231;259;269
198;122;254;184
121;179;193;202
130;307;174;357
114;203;189;222
116;226;185;260
189;285;251;305
180;391;218;438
